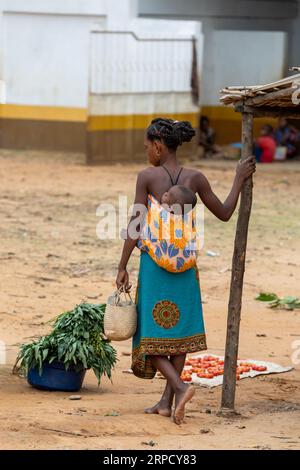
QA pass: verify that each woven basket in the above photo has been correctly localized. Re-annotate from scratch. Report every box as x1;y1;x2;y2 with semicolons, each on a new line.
104;288;137;341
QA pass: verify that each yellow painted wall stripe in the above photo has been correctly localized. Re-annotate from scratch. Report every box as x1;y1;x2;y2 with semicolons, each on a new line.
202;105;278;126
0;105;198;129
0;103;279;145
201;105;279;144
201;105;241;121
87;113;198;131
0;104;87;122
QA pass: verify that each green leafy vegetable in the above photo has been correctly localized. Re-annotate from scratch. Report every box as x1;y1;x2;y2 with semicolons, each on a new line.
14;303;117;384
255;293;300;310
255;293;278;302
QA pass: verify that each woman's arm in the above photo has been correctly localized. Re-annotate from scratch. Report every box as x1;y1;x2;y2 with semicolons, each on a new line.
196;156;256;222
116;170;149;291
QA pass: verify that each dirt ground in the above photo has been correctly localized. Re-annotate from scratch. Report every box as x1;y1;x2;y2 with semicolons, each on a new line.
0;149;300;450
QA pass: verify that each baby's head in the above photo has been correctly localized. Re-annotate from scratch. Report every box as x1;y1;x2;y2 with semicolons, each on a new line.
161;185;197;215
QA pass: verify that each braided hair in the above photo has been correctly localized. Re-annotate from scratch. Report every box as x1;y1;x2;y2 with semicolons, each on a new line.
147;117;195;151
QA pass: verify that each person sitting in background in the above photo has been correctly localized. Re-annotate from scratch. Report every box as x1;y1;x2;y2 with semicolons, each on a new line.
198;115;222;158
275;118;299;159
254;124;276;163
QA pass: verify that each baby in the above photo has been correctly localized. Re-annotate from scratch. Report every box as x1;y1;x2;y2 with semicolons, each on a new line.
161;185;197;215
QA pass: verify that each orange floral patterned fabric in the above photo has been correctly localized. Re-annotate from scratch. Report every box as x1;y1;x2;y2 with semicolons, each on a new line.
137;194;198;273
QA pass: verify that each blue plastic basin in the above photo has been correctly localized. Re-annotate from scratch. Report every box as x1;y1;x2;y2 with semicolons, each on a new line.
27;361;86;392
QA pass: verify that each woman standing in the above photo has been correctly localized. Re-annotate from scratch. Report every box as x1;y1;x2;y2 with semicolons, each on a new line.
116;118;255;424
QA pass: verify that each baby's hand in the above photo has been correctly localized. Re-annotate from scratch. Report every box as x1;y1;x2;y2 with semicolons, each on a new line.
236;155;256;181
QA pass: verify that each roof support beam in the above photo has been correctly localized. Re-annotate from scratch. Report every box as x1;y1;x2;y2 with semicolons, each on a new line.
235;104;300;118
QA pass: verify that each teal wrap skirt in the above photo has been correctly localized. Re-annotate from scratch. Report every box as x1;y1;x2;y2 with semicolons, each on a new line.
131;251;207;379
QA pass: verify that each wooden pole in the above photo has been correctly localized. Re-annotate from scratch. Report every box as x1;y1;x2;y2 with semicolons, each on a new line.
220;112;254;414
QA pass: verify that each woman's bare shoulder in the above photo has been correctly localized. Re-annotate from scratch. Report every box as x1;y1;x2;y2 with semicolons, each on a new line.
137;166;161;179
183;166;207;181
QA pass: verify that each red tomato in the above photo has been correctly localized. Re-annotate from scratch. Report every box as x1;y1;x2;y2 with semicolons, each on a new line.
184;376;192;382
205;373;214;379
185;357;265;377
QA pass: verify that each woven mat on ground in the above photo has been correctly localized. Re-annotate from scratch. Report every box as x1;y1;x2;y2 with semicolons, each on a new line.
122;354;292;388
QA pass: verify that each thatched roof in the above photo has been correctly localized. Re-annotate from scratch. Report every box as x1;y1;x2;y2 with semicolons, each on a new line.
220;72;300;108
220;71;300;118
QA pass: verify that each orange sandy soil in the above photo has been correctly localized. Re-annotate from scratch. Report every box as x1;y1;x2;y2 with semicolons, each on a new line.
0;149;299;450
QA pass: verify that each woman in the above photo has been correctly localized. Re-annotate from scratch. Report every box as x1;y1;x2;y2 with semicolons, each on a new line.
116;118;256;424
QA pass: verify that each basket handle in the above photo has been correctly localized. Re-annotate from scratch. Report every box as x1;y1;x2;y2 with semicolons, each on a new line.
115;285;133;305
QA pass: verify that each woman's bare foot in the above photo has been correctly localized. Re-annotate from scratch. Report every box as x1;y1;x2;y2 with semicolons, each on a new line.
144;401;172;417
173;385;195;425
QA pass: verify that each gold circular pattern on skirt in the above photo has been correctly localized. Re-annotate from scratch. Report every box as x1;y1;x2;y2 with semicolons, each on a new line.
152;300;180;329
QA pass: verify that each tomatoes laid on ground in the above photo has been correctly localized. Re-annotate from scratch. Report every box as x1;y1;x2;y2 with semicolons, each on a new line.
181;356;268;382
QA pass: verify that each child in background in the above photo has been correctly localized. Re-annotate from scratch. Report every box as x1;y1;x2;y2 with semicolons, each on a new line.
255;125;276;163
198;115;223;159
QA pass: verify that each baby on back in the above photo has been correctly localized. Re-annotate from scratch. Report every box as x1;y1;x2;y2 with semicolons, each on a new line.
161;185;197;215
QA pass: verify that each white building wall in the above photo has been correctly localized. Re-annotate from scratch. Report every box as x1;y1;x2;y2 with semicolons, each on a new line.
0;0;201;110
89;22;202;118
90;31;199;94
0;0;108;76
137;0;291;108
0;0;140;108
3;13;106;107
203;29;287;106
